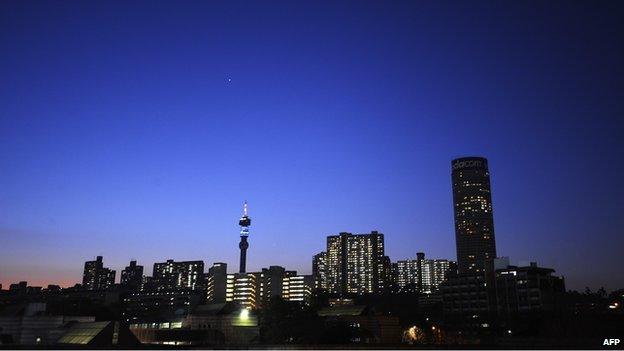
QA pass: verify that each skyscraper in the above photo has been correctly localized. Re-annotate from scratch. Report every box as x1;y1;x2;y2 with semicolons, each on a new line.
451;157;496;274
120;260;144;290
325;231;386;295
82;256;116;291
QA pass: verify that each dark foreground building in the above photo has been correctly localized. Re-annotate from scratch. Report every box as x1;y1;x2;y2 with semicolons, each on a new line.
451;157;496;274
441;259;565;332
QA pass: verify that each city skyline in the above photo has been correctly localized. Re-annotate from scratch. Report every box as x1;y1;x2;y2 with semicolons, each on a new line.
2;1;623;293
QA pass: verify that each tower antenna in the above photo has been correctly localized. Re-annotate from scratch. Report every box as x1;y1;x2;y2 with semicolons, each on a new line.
238;201;252;273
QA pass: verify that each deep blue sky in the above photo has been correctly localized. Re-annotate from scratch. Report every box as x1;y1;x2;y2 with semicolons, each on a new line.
1;1;622;291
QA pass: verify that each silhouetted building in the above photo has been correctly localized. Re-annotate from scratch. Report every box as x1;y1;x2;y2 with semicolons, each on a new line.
9;282;27;294
441;272;493;328
185;303;259;344
317;305;402;344
441;259;565;328
82;256;116;291
121;289;204;323
152;260;204;291
493;261;565;317
0;302;95;345
46;285;61;292
206;263;228;304
130;303;259;345
452;157;496;274
326;231;387;295
121;260;144;291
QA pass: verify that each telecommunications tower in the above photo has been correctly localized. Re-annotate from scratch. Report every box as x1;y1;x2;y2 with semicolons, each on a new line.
238;201;251;273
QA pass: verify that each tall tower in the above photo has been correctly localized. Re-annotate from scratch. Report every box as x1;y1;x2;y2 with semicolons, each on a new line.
451;157;496;274
238;201;251;273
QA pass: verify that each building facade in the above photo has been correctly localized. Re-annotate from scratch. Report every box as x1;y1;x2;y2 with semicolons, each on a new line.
258;266;295;306
282;275;313;304
152;260;204;291
206;263;228;303
493;262;565;317
120;260;144;291
227;273;257;309
441;259;565;329
395;253;455;294
312;252;327;291
325;231;387;295
451;157;496;274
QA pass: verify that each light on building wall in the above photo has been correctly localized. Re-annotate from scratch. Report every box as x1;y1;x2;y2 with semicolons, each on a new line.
240;308;250;320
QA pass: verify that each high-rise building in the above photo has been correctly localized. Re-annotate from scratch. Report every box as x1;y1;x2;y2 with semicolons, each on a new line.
394;253;455;294
452;157;496;274
152;260;204;291
325;231;386;295
312;252;327;291
206;262;228;303
82;256;116;291
258;266;295;306
120;260;143;290
395;260;419;289
429;259;456;292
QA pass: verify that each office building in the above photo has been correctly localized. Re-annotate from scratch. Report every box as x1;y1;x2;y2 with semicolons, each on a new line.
120;260;143;291
82;256;116;291
152;260;204;291
451;157;496;274
325;231;386;295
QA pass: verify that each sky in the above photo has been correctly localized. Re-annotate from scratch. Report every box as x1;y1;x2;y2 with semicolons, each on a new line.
1;0;622;291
